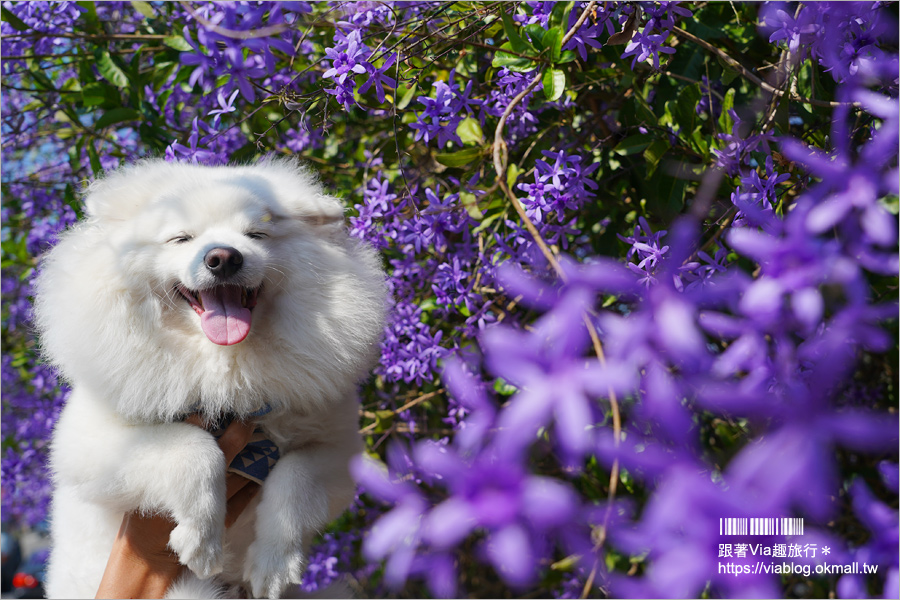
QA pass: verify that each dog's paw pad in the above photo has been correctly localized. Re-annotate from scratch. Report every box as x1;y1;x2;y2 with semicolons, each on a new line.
169;521;224;579
245;541;304;598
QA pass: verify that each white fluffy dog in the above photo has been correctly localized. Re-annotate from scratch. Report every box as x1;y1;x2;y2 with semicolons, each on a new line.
34;159;386;598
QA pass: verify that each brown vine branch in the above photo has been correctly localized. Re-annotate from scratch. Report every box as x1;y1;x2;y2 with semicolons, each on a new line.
359;389;445;434
0;32;167;40
488;4;622;597
178;1;288;40
671;26;860;109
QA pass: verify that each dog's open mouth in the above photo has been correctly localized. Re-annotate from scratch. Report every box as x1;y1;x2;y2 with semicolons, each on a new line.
176;283;259;346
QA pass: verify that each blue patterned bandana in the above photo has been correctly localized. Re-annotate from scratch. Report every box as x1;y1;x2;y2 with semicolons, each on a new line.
183;405;280;484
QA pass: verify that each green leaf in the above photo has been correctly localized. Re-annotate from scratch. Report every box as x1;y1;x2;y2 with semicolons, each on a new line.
506;162;523;190
456;117;484;145
372;410;394;433
613;133;653;156
435;146;483;168
718;88;735;132
163;35;192;52
397;82;417;110
95;107;140;128
720;66;739;86
643;139;668;177
551;555;579;571
690;125;710;157
492;42;537;72
460;192;483;220
542;67;566;102
130;0;155;18
64;183;85;221
550;1;574;29
472;211;503;235
1;7;30;31
493;377;518;396
655;172;687;215
500;8;533;54
557;50;577;64
29;68;55;91
151;61;180;88
525;24;546;50
633;94;656;125
879;195;899;216
542;26;562;62
673;83;701;136
87;143;102;175
230;142;259;163
684;19;725;41
96;51;129;87
81;82;119;108
76;1;100;32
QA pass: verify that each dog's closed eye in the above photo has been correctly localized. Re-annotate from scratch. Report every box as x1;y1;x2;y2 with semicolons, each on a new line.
167;234;194;244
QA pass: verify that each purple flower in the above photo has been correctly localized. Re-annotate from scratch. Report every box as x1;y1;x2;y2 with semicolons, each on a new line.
323;30;369;84
410;72;480;148
358;53;397;104
208;89;239;125
761;5;820;56
621;32;676;69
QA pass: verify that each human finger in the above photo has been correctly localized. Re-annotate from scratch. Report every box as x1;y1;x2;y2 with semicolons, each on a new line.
217;419;256;465
225;482;261;528
183;413;204;427
225;471;252;499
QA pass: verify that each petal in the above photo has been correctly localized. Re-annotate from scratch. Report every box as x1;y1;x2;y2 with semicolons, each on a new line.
521;477;577;529
364;498;424;559
861;204;897;246
485;524;535;587
424;497;476;548
791;287;824;329
807;197;853;234
739;278;783;323
727;228;775;262
350;455;408;503
553;386;592;457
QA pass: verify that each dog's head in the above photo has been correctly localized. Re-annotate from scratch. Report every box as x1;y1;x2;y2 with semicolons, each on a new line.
35;159;387;420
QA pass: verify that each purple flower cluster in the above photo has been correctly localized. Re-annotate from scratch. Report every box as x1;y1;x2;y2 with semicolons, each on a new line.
621;2;693;70
0;1;84;72
410;71;480;148
712;109;775;176
761;2;898;83
1;356;67;525
517;150;600;224
343;7;898;597
321;27;399;111
617;217;670;286
180;2;307;101
483;68;541;144
350;175;494;384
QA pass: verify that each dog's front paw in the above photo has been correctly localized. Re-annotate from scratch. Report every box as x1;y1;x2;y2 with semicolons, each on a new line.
244;540;305;599
169;519;225;579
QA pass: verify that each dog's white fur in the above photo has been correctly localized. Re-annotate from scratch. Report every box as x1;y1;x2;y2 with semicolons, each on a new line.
34;159;386;598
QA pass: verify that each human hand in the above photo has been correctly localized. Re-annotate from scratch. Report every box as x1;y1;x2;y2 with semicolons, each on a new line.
95;417;260;599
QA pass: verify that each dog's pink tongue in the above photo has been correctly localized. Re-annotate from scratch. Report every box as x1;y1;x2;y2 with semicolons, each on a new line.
199;286;251;346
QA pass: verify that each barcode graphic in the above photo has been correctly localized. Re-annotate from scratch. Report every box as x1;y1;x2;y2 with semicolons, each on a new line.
719;518;804;536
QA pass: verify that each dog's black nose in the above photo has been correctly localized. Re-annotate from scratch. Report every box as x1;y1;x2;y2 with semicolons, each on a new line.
205;246;243;278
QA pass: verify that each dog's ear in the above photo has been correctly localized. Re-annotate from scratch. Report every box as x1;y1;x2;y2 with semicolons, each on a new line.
248;158;347;230
291;193;346;228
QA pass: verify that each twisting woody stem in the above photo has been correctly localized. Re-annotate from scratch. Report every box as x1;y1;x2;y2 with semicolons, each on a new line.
488;4;621;596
